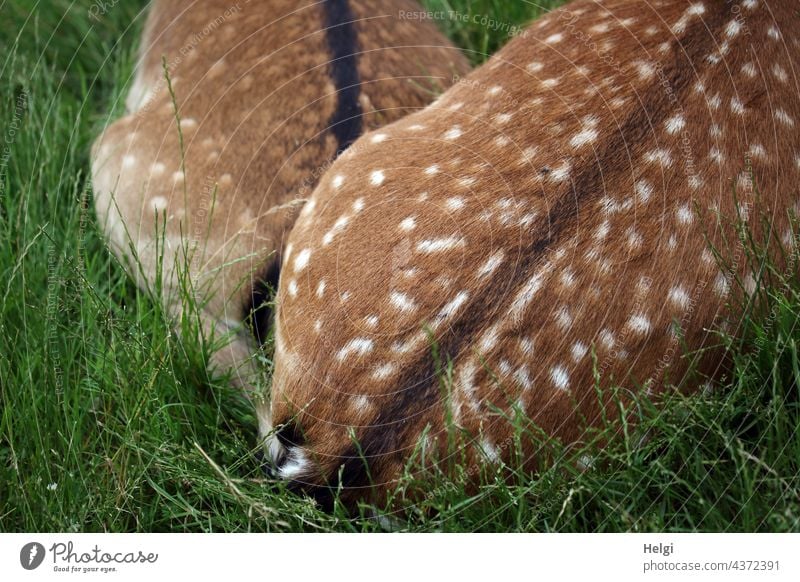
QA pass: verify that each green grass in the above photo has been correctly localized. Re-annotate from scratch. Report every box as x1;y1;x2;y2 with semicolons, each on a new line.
1;0;798;532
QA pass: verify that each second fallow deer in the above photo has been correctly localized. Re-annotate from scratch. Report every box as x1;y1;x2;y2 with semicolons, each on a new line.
268;0;800;506
90;0;470;457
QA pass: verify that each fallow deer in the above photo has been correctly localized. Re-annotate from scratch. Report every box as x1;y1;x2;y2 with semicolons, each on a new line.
268;0;800;506
90;0;470;457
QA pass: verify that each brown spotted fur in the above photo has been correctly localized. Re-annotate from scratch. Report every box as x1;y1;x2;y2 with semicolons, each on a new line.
269;0;800;506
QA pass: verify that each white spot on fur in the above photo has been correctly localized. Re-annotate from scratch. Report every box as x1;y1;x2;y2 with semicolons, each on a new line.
556;306;573;330
399;217;416;232
550;162;571;182
478;438;500;463
634;60;655;80
180;118;197;131
669;286;690;308
570;126;598;148
372;363;397;380
725;19;741;38
301;199;316;217
572;341;588;362
514;366;532;391
444;126;462;140
435;291;470;324
672;3;705;34
336;338;374;362
599;329;615;349
293;249;311;272
645;149;672;167
509;271;546;322
773;64;788;83
776;109;794;126
665;115;686;134
478;325;500;353
635;180;653;203
416;237;465;253
627;314;651;334
446;197;466;211
478;251;505;278
323;215;349;245
352;395;371;412
714;273;730;296
370;170;385;185
550;366;570;391
390;291;418;313
627;228;643;250
749;143;767;160
677;204;694;224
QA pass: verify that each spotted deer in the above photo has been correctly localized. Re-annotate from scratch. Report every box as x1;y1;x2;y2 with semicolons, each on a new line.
268;0;800;506
91;0;470;456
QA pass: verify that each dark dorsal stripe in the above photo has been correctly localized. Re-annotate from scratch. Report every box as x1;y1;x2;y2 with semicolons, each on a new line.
322;0;364;155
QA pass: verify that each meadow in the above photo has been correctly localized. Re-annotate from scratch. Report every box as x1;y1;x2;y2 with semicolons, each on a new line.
0;0;798;532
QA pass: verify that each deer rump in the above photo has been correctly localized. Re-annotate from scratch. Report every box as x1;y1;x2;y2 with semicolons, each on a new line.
269;0;800;508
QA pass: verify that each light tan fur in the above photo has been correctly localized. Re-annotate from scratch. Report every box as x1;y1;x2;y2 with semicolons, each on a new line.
90;0;470;455
269;0;800;506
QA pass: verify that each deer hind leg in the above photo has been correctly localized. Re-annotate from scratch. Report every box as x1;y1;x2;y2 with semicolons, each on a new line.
92;119;283;465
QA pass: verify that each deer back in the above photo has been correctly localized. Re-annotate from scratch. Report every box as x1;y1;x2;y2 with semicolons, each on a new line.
269;0;800;506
